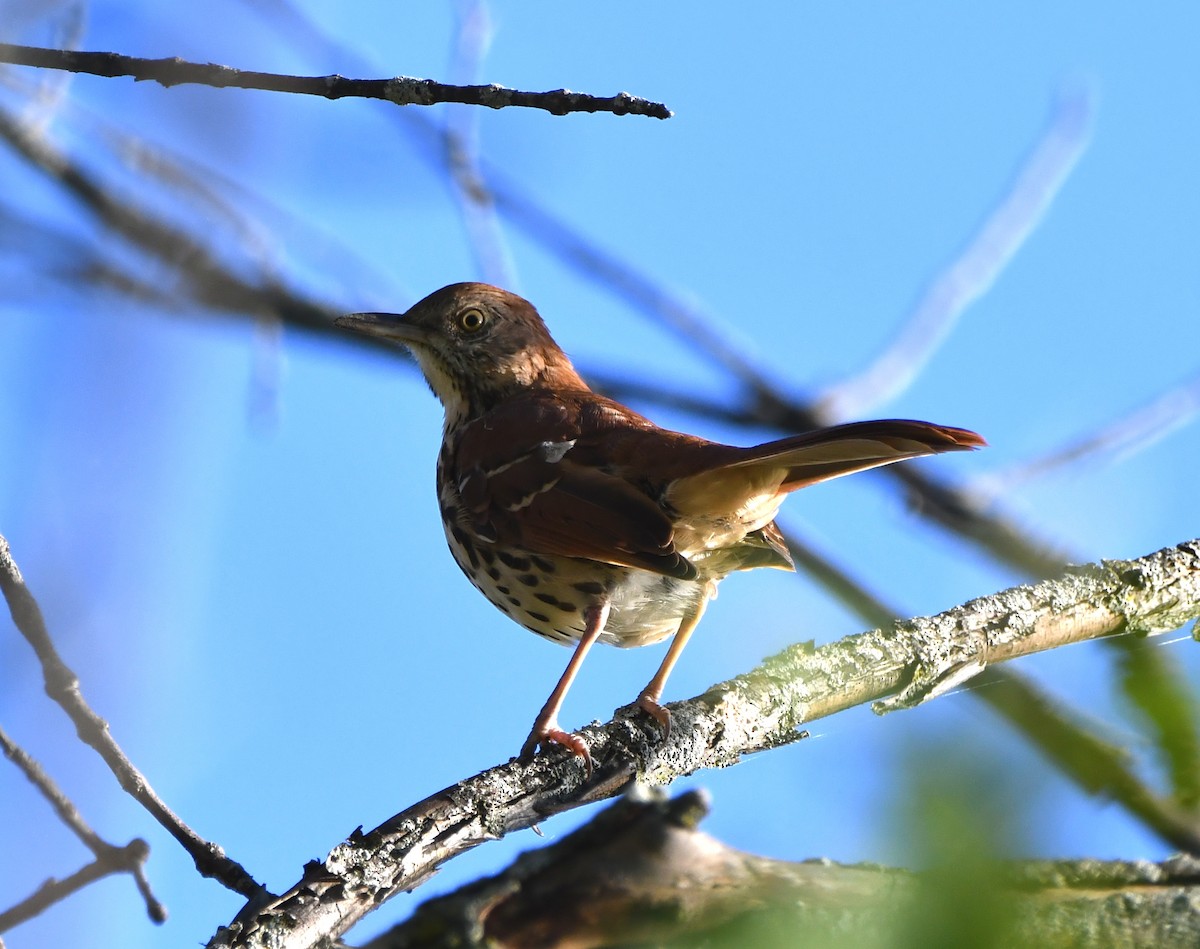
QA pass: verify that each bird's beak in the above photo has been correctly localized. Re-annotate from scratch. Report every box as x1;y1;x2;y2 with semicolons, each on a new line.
333;312;432;347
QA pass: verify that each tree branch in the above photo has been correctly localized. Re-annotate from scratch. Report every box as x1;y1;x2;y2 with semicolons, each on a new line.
209;540;1200;948
0;534;267;901
0;43;672;118
0;726;164;931
365;789;1200;949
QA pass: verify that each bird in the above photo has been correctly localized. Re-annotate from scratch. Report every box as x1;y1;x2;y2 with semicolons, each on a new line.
334;283;984;770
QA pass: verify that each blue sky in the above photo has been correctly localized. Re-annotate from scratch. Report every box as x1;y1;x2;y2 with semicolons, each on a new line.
2;2;1199;945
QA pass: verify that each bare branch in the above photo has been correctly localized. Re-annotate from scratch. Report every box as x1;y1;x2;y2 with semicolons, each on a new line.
817;89;1094;420
209;540;1200;948
0;43;672;118
0;726;165;930
0;534;267;901
774;521;1199;853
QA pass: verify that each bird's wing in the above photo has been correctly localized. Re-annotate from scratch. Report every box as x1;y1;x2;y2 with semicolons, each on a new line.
451;395;698;580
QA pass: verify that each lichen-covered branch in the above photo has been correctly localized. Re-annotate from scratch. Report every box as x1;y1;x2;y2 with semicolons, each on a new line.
0;43;672;118
209;540;1200;949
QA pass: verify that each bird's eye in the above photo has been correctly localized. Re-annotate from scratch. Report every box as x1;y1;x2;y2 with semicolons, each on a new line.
458;307;487;333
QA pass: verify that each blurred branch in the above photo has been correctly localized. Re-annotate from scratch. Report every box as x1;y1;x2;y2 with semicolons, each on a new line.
972;666;1200;852
0;534;267;901
0;42;672;118
1116;632;1200;811
817;89;1093;420
367;789;1200;949
970;367;1200;507
0;841;155;936
445;0;518;287
209;540;1200;948
778;527;900;629
0;726;164;932
0;102;340;332
0;62;407;306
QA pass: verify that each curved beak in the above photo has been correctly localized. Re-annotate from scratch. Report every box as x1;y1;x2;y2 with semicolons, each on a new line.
333;312;432;347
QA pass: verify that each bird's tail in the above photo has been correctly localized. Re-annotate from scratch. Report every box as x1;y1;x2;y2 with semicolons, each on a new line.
666;419;985;520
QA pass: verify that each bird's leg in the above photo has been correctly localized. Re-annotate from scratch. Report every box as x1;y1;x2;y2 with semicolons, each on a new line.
520;601;610;773
635;581;716;738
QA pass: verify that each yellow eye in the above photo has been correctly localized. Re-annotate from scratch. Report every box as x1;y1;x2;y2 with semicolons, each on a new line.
458;307;487;333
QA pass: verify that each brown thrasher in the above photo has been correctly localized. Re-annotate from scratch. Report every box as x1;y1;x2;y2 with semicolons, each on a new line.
335;283;984;769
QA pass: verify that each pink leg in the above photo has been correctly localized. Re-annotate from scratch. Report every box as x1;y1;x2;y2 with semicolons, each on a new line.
636;584;714;737
520;601;610;773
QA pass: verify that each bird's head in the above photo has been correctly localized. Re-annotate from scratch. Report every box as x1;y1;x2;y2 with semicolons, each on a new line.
335;283;587;421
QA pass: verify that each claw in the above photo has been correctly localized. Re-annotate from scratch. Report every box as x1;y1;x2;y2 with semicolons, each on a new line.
520;721;594;777
636;693;672;740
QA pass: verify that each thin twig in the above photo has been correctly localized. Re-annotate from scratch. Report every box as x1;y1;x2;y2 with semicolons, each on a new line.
445;0;519;288
0;534;267;900
0;726;165;930
18;0;86;132
0;841;155;934
0;43;672;118
209;540;1200;948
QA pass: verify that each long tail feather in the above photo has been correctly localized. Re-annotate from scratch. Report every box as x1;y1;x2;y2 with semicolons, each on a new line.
667;419;984;518
750;419;985;491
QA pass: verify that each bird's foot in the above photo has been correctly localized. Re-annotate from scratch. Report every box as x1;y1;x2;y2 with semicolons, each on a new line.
635;691;672;741
519;718;594;777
